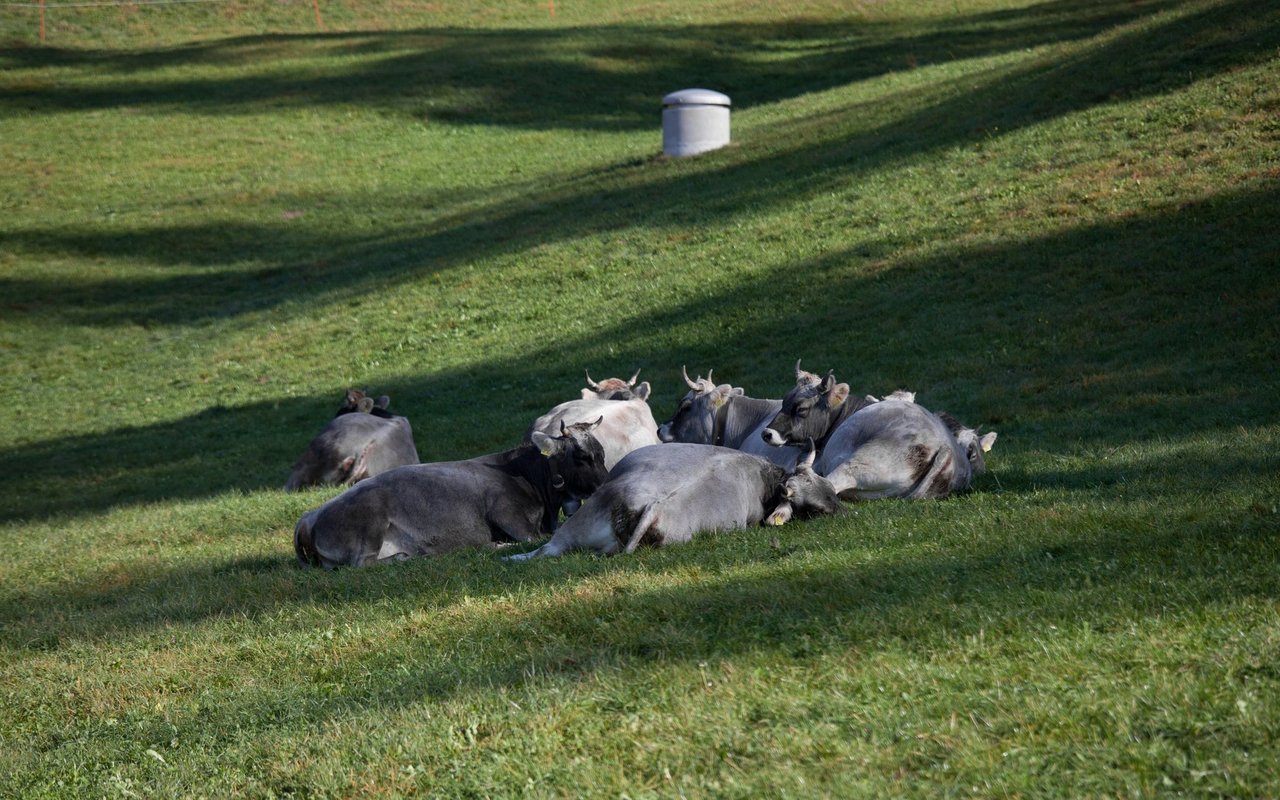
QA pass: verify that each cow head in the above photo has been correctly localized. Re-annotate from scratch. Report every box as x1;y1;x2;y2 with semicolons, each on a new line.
761;361;852;448
582;369;651;402
530;417;609;501
939;412;998;476
657;366;743;443
766;440;842;525
336;389;393;419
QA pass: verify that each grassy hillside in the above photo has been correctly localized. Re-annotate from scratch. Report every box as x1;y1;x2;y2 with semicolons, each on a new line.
2;0;1278;796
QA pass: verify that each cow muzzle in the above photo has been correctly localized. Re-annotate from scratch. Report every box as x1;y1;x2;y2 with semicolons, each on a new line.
761;428;788;447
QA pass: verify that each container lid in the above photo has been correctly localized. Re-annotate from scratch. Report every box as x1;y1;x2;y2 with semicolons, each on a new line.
662;88;731;107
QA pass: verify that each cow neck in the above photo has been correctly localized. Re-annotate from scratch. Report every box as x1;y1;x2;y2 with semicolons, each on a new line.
716;396;781;449
711;398;733;447
500;446;562;533
816;395;872;452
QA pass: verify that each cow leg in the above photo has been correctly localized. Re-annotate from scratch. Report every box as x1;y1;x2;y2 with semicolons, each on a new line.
487;504;542;545
504;541;561;561
823;467;859;499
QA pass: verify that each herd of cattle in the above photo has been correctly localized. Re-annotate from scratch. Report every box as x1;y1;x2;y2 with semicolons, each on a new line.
289;364;998;568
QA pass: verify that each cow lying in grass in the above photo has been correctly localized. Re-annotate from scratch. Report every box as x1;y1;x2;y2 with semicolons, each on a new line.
814;396;997;500
656;367;790;464
285;389;419;491
295;419;608;568
506;440;840;560
526;369;661;471
758;360;873;461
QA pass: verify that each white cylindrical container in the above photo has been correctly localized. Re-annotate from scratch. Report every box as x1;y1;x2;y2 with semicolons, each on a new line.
662;88;731;157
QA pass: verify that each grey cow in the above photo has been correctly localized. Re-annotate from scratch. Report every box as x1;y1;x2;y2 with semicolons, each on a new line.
814;397;997;500
506;441;841;560
294;419;609;568
526;374;661;471
759;361;872;457
657;367;800;466
284;390;420;491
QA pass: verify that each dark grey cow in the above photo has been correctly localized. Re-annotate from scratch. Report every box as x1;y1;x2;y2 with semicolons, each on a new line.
506;441;840;560
656;367;801;465
294;420;609;568
813;397;998;500
582;369;651;401
526;381;660;471
285;391;420;491
760;361;872;457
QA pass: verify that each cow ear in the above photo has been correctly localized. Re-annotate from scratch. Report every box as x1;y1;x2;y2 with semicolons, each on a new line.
708;385;734;409
766;502;794;527
530;431;557;457
336;455;357;482
357;396;375;414
828;382;850;408
374;395;391;410
980;431;998;452
633;381;651;401
580;388;596;400
345;389;363;406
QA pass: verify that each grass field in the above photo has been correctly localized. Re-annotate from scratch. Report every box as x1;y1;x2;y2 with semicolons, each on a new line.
2;0;1279;796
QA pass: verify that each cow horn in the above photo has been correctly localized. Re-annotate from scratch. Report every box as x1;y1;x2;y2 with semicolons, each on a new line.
627;368;641;387
800;438;817;470
794;359;804;380
706;369;714;385
584;369;600;391
683;365;698;390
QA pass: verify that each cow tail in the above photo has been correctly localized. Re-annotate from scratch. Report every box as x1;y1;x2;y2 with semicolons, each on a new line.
909;448;954;499
294;514;320;568
622;505;663;554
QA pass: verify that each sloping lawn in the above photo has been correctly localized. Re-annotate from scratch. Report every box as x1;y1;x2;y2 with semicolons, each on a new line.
1;0;1277;795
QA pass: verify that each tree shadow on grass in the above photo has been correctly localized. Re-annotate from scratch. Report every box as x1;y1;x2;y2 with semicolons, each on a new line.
0;0;1184;125
2;0;1274;330
5;497;1277;765
1;182;1276;525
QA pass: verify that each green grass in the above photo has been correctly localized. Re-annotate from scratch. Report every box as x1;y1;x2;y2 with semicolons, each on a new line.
2;0;1279;795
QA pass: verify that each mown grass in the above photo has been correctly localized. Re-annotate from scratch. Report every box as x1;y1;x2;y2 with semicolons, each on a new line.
2;0;1279;796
